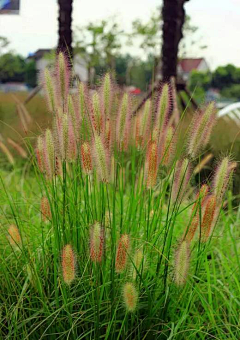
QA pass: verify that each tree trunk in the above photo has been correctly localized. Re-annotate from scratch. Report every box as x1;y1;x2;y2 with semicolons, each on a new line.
57;0;73;60
161;0;189;80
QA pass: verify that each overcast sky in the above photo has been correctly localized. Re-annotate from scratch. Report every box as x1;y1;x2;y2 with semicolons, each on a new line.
0;0;240;69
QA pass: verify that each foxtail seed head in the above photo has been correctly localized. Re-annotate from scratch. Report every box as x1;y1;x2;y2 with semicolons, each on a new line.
174;240;190;286
81;142;92;174
185;215;199;243
57;113;69;160
93;134;110;182
41;196;51;222
136;99;152;148
105;118;111;150
188;102;216;158
56;52;70;107
92;92;103;134
185;184;209;242
44;68;56;112
8;225;21;248
145;140;158;188
102;73;111;116
36;136;44;172
62;244;76;285
67;117;77;162
116;234;130;273
68;95;80;139
213;157;233;205
191;184;209;217
161;126;176;166
44;129;55;178
172;159;191;203
116;93;131;150
201;195;217;242
170;77;179;126
155;83;170;133
123;282;138;312
90;222;105;263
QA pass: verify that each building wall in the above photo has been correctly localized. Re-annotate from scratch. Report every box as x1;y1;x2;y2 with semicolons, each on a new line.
198;60;209;72
36;55;88;84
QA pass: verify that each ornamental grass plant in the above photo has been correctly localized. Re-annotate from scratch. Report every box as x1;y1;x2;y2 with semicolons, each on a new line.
0;52;239;339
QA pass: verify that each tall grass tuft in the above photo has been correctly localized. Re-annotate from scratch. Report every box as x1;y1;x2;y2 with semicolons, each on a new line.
0;57;238;339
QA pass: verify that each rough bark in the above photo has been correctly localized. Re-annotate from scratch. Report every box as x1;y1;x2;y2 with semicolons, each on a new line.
161;0;189;80
57;0;73;60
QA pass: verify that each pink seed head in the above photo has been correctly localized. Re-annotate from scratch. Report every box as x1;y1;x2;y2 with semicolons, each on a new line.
188;102;216;158
115;234;130;273
185;185;209;242
44;68;56;112
41;196;51;222
68;95;80;140
90;222;105;263
185;215;199;243
123;282;138;312
135;115;142;149
91;92;104;135
155;83;171;133
192;184;209;216
116;93;131;150
105;118;111;150
79;82;89;119
213;157;234;205
81;142;92;174
8;224;22;248
43;129;55;178
201;195;217;242
145;140;158;188
62;244;76;285
102;73;112;117
67;116;77;162
172;159;191;203
170;77;179;126
56;113;69;160
136;99;152;149
93;134;110;182
56;52;70;107
161;126;176;166
36;136;44;172
174;240;190;286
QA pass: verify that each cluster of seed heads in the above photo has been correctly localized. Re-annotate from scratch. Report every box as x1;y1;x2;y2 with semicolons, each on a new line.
174;157;235;286
36;52;219;189
31;52;237;305
59;229;140;312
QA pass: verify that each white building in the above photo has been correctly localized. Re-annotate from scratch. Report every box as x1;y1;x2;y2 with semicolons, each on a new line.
27;49;88;84
177;58;209;82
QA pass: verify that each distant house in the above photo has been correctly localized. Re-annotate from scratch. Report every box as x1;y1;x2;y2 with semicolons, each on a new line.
27;49;89;84
178;58;209;82
0;82;28;93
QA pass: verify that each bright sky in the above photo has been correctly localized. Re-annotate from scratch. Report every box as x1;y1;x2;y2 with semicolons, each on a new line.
0;0;240;70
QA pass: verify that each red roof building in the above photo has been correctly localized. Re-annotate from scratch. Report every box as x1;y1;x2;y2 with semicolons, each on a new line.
178;58;209;81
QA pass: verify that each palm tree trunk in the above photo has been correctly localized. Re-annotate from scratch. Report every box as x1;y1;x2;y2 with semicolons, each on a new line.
57;0;73;60
161;0;189;80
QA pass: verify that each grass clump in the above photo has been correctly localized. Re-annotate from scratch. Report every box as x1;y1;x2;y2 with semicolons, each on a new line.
0;52;239;339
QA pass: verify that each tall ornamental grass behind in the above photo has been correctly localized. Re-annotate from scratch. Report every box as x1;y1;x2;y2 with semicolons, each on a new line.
0;52;238;339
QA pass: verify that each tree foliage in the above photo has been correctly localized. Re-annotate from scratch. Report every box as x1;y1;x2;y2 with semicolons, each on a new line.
74;18;123;83
189;64;240;101
0;53;25;83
